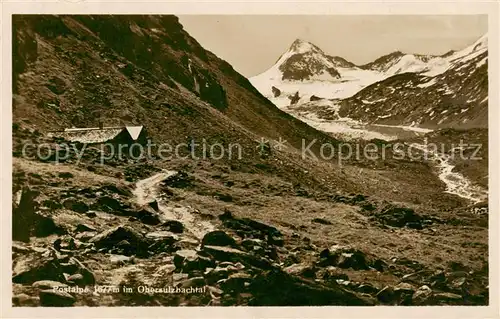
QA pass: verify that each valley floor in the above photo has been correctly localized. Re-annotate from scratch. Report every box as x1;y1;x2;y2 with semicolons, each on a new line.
11;125;488;307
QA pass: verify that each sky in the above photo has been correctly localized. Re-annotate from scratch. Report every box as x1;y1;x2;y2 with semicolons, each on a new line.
178;15;488;77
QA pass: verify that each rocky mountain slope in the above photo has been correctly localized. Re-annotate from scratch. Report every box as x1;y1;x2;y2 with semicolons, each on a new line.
340;35;488;129
13;15;338;155
11;15;488;307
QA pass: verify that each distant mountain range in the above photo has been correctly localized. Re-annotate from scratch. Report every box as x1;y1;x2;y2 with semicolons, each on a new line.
250;35;488;129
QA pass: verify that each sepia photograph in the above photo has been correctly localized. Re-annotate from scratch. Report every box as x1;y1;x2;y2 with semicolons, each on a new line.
6;10;495;312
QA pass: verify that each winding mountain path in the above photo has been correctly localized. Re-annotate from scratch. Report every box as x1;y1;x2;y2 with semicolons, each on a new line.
133;170;215;239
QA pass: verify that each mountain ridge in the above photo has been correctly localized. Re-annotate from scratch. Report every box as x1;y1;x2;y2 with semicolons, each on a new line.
12;15;344;154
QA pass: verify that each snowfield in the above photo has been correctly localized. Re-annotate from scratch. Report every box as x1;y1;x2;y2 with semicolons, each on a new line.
250;62;385;107
250;33;488;111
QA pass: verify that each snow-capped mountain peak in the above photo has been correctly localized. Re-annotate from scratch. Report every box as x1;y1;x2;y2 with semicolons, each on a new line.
253;39;346;85
250;39;382;107
288;38;324;55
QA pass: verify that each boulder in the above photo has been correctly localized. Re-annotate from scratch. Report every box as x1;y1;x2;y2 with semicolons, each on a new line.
392;257;424;271
67;273;85;285
201;231;236;248
371;259;387;272
174;250;215;273
32;214;63;238
207;285;223;296
289;91;300;105
271;86;281;97
39;289;75;307
12;187;39;241
177;277;206;288
401;270;435;285
373;205;423;228
394;282;415;305
83;210;97;218
173;238;200;250
222;216;283;243
204;267;231;285
349;194;367;203
204;262;245;285
147;200;159;211
445;271;470;293
394;282;415;294
112;240;133;255
12;293;40;307
318;246;369;270
62;198;89;214
312;218;332;225
12;242;31;254
267;235;284;247
318;266;349;282
428;270;447;289
356;284;379;295
161;220;184;233
376;286;395;304
109;254;133;265
32;280;67;289
47;76;67;95
220;261;245;271
66;257;96;286
53;235;79;251
132;208;161;225
145;231;179;241
412;285;433;305
89;225;148;256
337;251;368;270
241;238;264;251
147;231;179;253
161;171;193;189
99;184;133;197
433;292;463;304
75;223;97;233
94;196;122;212
42;199;63;210
248;268;373;306
284;263;316;278
202;245;274;270
12;253;64;284
220;272;253;292
74;231;97;242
